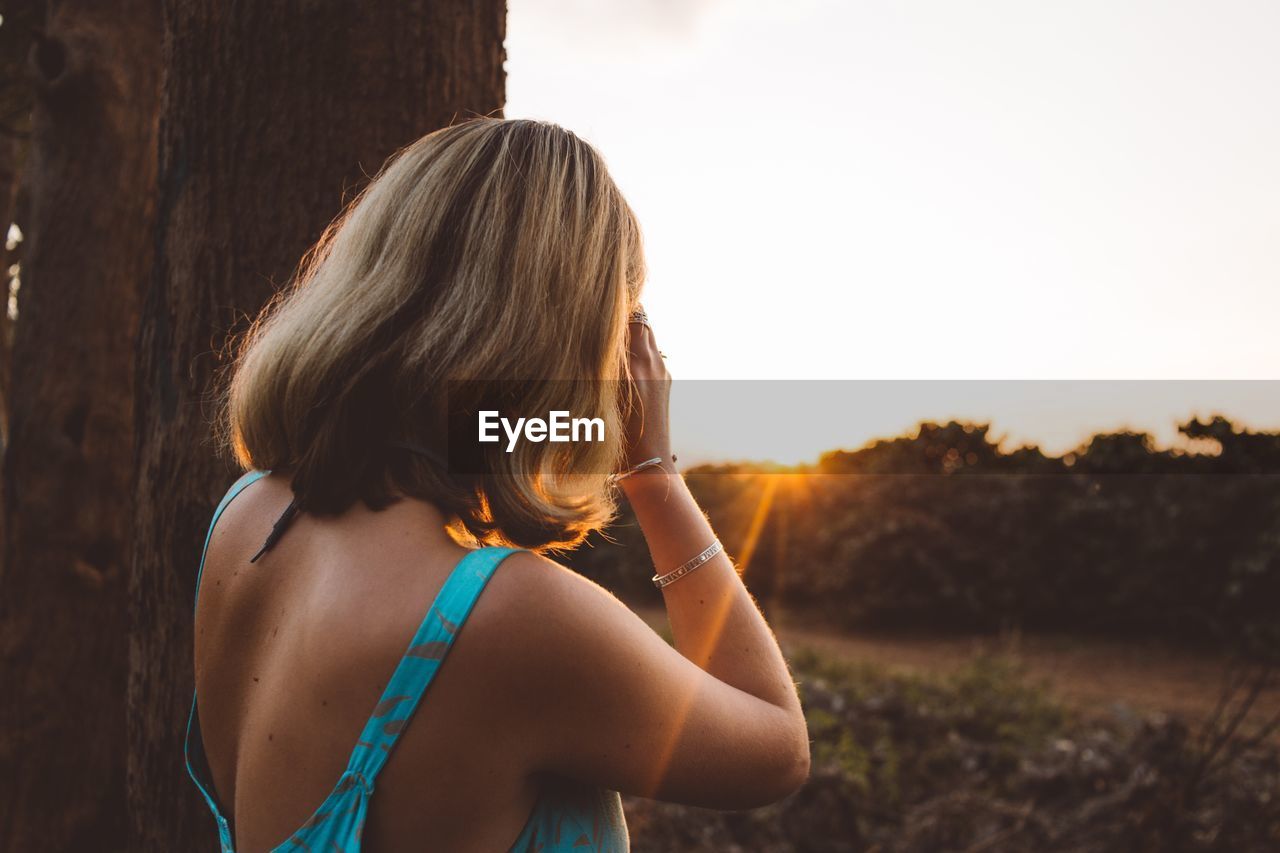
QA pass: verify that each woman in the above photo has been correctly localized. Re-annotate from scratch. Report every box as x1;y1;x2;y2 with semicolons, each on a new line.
186;118;810;852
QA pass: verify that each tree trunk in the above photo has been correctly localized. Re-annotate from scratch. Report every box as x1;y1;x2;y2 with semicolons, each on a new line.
0;0;41;449
0;133;24;449
129;3;505;848
0;0;160;850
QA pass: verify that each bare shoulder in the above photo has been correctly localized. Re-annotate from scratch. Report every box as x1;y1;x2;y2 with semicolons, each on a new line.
198;472;286;596
463;549;674;705
470;550;646;657
204;471;290;552
462;549;694;743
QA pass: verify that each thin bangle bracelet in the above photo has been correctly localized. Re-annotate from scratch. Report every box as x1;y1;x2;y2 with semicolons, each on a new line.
609;456;665;485
652;539;724;589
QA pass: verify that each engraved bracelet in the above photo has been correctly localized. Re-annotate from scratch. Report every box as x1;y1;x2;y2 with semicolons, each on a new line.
652;539;724;589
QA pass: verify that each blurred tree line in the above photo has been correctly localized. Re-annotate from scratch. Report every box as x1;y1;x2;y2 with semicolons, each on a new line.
571;417;1280;659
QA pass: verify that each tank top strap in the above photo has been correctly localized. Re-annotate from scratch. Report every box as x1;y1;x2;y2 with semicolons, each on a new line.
186;468;271;851
192;469;271;612
346;546;521;784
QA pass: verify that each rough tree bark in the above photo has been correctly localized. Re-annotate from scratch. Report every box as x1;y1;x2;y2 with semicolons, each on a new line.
0;1;160;850
129;3;505;848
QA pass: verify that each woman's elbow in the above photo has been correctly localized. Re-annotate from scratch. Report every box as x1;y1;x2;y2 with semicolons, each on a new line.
774;719;812;799
685;709;812;810
744;715;812;807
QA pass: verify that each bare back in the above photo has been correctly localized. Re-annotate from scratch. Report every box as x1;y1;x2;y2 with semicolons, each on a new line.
193;472;542;852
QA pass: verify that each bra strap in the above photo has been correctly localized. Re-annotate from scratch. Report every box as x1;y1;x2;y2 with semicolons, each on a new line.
346;546;520;784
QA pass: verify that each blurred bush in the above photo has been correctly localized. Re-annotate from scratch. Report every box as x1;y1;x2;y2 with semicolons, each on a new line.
623;648;1280;852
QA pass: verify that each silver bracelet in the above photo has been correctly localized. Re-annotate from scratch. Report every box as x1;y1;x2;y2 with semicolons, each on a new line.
609;456;665;485
652;539;724;589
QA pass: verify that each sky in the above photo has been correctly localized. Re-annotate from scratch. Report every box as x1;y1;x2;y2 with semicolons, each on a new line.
505;1;1280;463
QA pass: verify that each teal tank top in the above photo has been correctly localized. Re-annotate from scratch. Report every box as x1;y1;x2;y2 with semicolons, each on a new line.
185;469;630;852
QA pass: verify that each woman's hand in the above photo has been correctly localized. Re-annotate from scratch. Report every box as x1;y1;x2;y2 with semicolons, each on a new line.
622;310;673;471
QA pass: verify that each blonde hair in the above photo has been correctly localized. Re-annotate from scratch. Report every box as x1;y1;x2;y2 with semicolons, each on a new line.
217;118;646;551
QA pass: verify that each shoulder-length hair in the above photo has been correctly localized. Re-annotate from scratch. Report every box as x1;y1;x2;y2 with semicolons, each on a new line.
216;118;646;551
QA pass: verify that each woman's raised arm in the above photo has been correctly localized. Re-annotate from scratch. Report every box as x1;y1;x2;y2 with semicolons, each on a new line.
482;316;809;809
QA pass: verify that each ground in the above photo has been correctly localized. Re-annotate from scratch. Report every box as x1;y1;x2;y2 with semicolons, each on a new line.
631;605;1280;733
